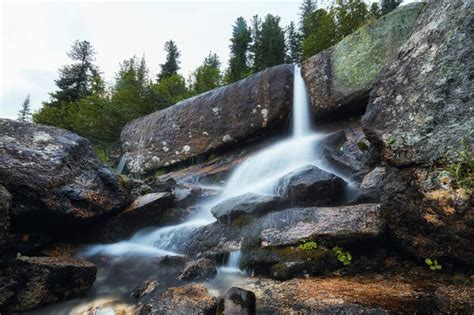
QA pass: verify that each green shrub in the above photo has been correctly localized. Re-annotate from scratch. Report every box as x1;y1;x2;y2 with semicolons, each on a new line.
332;246;352;266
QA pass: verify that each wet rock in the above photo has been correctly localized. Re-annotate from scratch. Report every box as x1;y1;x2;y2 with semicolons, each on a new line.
121;64;294;175
139;284;218;315
361;167;386;190
131;280;159;298
362;0;474;265
217;287;256;315
320;122;372;182
0;119;132;236
0;185;11;252
0;256;97;312
211;193;285;223
275;165;345;206
156;255;190;268
347;167;386;204
301;3;425;120
102;192;188;241
178;258;217;281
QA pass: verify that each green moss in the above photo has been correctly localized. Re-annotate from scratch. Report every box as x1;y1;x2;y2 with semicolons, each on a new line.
332;3;425;90
299;240;318;251
425;258;442;271
332;246;352;266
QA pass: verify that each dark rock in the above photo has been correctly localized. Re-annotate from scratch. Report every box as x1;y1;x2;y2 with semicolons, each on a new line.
0;119;132;236
178;258;217;281
362;0;474;265
121;64;294;175
217;287;256;315
156;255;190;268
147;174;177;193
0;256;97;312
102;192;188;241
0;185;11;252
361;167;386;190
139;284;218;315
275;165;345;206
301;3;425;120
131;280;159;298
211;193;285;223
346;167;386;204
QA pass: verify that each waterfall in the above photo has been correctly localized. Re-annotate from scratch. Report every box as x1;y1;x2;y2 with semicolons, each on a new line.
82;65;325;262
218;250;244;274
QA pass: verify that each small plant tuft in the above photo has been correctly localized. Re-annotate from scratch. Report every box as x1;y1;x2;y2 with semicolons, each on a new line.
298;240;318;251
332;246;352;266
445;139;474;189
425;258;442;271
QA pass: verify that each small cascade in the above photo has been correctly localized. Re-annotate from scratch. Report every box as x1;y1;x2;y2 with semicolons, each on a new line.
117;155;127;175
218;250;244;274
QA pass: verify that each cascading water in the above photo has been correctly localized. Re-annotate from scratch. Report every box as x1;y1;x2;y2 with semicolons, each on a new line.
82;65;339;264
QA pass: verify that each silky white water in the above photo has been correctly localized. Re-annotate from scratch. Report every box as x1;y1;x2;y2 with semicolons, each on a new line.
82;65;332;259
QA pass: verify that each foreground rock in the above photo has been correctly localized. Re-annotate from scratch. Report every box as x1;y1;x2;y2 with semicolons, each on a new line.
211;193;284;224
0;186;11;252
217;287;256;315
121;64;294;174
275;165;345;206
139;284;218;315
101;192;188;241
0;119;131;235
178;258;217;281
244;268;474;314
301;3;425;119
362;0;474;265
0;256;97;312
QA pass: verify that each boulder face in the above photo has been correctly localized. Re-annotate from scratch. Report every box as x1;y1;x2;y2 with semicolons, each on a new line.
217;287;256;315
0;119;132;234
178;258;217;281
301;3;425;120
362;0;474;265
275;165;346;206
0;185;11;251
0;256;97;312
121;64;294;175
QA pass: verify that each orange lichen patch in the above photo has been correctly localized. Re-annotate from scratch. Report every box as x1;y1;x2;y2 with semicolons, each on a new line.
455;188;471;201
424;189;457;215
424;213;443;226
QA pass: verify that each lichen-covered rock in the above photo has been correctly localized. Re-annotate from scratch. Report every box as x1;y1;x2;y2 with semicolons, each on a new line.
275;165;345;206
178;258;217;281
0;119;132;235
0;256;97;312
210;193;285;223
139;284;218;315
301;3;425;119
0;185;11;252
217;287;256;315
362;0;474;265
121;64;294;175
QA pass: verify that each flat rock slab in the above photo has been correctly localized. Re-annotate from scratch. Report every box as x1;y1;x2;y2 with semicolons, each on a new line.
121;64;293;175
257;204;384;248
211;193;284;222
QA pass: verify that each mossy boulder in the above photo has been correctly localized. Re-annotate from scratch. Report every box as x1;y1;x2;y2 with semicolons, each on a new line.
301;3;426;120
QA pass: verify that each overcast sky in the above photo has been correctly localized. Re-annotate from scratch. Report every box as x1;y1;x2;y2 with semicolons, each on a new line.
0;0;418;120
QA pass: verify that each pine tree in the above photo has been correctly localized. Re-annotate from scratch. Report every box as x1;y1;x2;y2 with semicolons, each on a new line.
193;53;222;94
225;17;252;83
157;40;181;82
249;15;262;68
48;40;98;105
301;9;337;59
17;94;32;122
286;21;301;63
369;3;382;19
334;0;369;40
253;14;286;72
299;0;317;40
380;0;402;15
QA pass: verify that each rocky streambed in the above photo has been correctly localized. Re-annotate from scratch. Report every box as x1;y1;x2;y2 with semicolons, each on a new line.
1;1;473;314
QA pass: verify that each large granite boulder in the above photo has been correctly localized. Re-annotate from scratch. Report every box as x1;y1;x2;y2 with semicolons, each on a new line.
121;64;294;175
0;256;97;312
217;287;256;315
0;186;11;252
362;0;474;265
0;119;132;235
275;165;346;206
301;3;425;119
